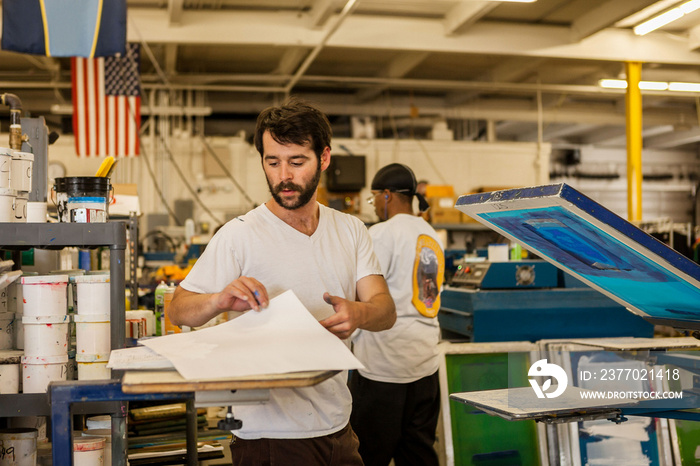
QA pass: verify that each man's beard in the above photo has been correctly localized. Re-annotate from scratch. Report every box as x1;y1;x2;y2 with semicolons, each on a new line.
267;165;321;210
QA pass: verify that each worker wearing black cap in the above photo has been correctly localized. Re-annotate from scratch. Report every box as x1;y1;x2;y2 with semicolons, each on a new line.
350;163;445;466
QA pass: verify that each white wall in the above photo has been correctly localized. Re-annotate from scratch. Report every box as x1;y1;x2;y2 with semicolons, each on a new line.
45;133;551;229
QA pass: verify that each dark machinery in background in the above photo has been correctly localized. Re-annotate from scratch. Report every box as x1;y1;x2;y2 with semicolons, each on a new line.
439;259;654;342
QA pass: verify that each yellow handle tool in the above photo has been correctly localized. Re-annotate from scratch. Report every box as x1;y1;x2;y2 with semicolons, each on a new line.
95;156;116;177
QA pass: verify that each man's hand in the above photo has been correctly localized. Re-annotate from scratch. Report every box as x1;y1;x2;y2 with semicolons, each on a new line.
213;276;269;312
319;292;362;340
169;277;269;328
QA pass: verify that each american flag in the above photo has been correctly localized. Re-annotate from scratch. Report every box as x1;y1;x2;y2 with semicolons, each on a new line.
71;43;141;157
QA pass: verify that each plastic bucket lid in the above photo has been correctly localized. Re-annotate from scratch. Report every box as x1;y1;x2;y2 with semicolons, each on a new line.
0;350;23;364
22;315;69;324
22;354;69;364
73;435;105;452
86;415;111;430
21;274;69;284
0;428;38;439
73;314;110;323
75;275;110;284
12;152;33;161
76;353;110;363
54;177;111;195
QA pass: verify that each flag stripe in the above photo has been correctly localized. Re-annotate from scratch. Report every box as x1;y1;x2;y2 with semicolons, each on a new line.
72;44;140;157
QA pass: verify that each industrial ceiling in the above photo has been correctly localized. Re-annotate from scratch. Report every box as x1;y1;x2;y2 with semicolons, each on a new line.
3;0;700;150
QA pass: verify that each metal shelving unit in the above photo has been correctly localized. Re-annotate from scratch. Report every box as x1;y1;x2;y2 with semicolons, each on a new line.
0;221;128;463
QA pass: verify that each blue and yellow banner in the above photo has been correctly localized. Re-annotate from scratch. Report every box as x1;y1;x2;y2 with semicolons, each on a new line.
2;0;126;58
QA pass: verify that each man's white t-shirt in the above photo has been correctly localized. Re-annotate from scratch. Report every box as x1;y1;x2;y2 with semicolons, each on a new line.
180;203;382;439
353;213;445;383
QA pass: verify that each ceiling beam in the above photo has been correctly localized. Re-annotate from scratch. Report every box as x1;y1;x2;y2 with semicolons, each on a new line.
644;127;700;149
444;1;498;36
518;123;600;142
126;9;700;65
308;0;338;29
446;56;547;106
356;52;430;102
570;0;659;42
581;124;675;146
167;0;184;25
273;47;310;75
164;44;178;75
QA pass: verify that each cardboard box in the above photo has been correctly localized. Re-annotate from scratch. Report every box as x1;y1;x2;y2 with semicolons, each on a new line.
428;196;461;224
110;183;140;216
425;185;455;198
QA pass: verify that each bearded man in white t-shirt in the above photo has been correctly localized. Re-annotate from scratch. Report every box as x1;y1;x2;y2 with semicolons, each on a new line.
351;163;445;466
168;98;396;466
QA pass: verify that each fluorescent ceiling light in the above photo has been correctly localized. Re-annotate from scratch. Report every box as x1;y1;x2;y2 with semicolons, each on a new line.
633;0;700;36
616;0;681;27
668;82;700;91
599;79;700;92
598;79;669;90
680;0;700;13
634;8;683;35
599;79;628;89
640;81;669;90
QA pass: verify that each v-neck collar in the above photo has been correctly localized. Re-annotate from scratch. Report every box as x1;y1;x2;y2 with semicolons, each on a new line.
262;202;324;239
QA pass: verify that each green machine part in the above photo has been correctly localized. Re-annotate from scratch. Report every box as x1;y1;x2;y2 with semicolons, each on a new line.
674;419;700;464
445;352;542;466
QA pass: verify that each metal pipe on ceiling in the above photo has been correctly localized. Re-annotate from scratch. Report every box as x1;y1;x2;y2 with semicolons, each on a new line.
283;0;359;95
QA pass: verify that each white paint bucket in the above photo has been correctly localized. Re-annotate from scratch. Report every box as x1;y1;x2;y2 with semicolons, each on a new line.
0;313;14;350
53;177;111;224
8;280;22;314
11;194;26;223
76;354;110;381
0;364;19;394
21;275;68;317
0;351;21;395
81;430;111;466
0;188;15;223
73;436;104;466
9;152;33;194
73;315;110;355
22;315;69;357
0;428;38;466
75;275;110;315
0;148;12;189
21;354;68;393
13;314;22;350
85;416;111;430
25;202;46;223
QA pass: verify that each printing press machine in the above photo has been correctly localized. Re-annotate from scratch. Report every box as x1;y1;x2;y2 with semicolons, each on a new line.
446;184;700;427
439;259;654;342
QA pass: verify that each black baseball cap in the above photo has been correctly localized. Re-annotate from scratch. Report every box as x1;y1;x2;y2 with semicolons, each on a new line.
371;163;430;212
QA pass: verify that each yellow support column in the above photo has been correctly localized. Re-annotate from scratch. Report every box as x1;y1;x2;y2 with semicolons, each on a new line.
626;61;643;222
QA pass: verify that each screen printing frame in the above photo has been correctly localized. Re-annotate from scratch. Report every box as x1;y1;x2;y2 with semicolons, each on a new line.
455;184;700;331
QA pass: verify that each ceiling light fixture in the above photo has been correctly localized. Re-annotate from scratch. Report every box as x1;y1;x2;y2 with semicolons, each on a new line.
633;0;700;35
599;79;700;92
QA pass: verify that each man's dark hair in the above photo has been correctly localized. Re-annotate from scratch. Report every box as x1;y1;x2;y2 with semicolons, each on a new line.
254;97;332;161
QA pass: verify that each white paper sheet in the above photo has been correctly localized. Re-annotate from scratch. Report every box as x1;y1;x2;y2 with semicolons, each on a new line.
107;345;174;370
141;290;364;380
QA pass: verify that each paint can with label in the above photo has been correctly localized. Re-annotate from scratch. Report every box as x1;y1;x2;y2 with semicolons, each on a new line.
52;177;111;223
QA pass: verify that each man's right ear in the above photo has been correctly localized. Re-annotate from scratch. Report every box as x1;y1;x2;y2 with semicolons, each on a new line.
320;147;331;171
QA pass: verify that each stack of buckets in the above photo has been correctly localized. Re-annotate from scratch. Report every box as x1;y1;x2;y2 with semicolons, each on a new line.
20;275;70;393
0;146;41;223
0;275;19;394
74;275;111;379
